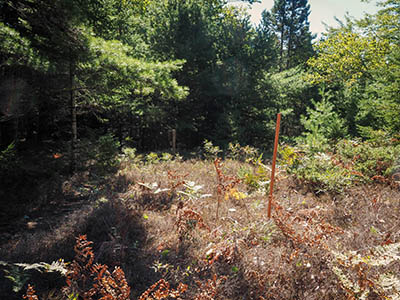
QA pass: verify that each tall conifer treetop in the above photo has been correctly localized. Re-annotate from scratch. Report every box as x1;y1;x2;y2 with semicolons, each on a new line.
265;0;314;70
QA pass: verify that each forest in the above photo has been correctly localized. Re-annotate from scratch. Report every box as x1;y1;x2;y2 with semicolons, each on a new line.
0;0;399;299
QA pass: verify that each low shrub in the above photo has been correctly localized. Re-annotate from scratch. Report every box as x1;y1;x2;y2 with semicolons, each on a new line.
145;152;160;164
226;142;259;163
287;150;356;193
202;140;222;160
336;139;400;179
281;134;400;193
0;143;23;183
82;134;121;173
120;147;143;166
237;157;270;194
95;134;121;170
0;142;18;173
298;97;348;153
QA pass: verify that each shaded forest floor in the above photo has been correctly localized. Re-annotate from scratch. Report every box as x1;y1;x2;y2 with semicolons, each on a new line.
1;153;400;299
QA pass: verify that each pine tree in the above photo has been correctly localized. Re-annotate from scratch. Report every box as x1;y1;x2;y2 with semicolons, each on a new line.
285;0;314;68
269;0;287;70
267;0;314;70
255;10;278;71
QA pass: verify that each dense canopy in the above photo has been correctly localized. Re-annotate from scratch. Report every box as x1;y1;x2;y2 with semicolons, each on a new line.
0;0;398;163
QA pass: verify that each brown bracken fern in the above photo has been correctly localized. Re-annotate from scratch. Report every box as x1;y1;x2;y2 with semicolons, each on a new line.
138;279;187;300
194;274;227;300
176;201;210;243
23;235;192;300
272;201;343;250
62;235;130;300
90;264;130;300
64;234;96;299
23;285;39;300
214;158;241;220
167;170;189;192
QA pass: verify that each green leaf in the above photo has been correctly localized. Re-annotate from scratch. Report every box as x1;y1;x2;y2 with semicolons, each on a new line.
161;249;170;258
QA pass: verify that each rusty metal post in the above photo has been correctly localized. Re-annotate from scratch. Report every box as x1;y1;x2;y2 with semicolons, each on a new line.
268;113;281;218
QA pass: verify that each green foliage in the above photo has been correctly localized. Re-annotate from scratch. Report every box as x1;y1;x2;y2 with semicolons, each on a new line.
307;30;390;86
358;46;400;135
266;0;314;70
67;293;79;300
288;151;355;193
1;260;67;293
160;152;173;162
357;128;398;146
226;142;259;163
1;0;189;161
145;152;160;164
278;144;299;168
202;140;222;160
144;0;277;148
255;10;278;71
80;31;188;151
0;143;18;172
3;264;30;293
94;134;121;171
120;147;143;166
177;181;211;202
286;134;400;193
336;138;400;178
0;22;48;70
238;155;270;194
256;67;317;140
120;149;176;167
82;32;188;109
298;94;347;153
78;0;151;52
306;0;400;138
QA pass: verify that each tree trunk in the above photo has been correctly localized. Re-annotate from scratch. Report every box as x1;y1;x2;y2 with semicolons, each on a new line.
286;1;296;69
70;59;77;174
286;34;291;69
279;23;284;71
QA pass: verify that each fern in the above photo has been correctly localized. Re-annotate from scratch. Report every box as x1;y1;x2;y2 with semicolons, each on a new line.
63;235;131;300
4;264;31;293
331;265;370;299
378;273;400;299
214;158;241;219
332;242;400;299
194;274;226;300
333;242;400;267
138;279;187;300
23;284;39;300
176;203;210;242
15;260;68;276
1;260;67;293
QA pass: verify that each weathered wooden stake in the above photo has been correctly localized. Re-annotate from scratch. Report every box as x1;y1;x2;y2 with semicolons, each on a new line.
172;129;176;154
268;113;281;219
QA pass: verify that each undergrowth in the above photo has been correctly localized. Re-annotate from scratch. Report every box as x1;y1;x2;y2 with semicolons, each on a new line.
280;136;400;193
1;140;399;299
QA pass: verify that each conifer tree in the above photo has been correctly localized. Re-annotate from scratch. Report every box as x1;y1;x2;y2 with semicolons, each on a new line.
255;10;278;71
267;0;314;70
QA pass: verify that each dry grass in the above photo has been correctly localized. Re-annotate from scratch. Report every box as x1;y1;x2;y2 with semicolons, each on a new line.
1;157;400;299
